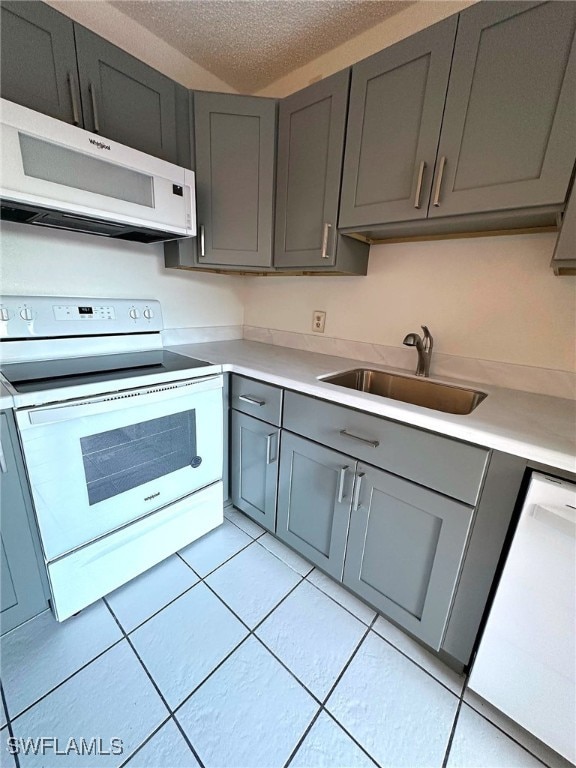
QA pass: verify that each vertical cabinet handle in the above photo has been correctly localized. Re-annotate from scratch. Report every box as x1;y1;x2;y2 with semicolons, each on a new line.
433;156;447;207
337;466;349;504
89;83;100;133
413;160;426;209
199;224;206;257
0;438;7;474
68;74;80;125
265;433;276;465
352;473;364;512
321;222;332;259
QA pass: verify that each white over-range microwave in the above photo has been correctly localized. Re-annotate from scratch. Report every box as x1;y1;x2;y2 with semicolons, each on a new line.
0;98;196;243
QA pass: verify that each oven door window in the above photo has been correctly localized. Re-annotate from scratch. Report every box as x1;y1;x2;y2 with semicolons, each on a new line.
81;410;197;505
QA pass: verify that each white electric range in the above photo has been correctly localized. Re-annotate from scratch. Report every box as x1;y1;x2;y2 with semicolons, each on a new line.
0;295;224;620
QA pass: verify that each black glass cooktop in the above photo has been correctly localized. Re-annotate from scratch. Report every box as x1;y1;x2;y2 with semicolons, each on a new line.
1;350;210;393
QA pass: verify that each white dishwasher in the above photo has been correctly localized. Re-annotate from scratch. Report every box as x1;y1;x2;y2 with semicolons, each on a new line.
468;472;576;763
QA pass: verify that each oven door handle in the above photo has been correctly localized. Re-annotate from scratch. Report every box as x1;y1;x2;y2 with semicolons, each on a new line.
22;374;222;427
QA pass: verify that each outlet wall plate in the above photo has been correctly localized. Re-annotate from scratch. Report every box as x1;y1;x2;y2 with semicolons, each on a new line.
312;310;326;333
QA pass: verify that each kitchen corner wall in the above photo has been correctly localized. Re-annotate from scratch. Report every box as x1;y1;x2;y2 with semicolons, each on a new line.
0;222;244;331
241;234;576;375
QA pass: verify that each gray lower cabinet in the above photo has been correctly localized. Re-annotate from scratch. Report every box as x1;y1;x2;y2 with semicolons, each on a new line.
0;411;48;635
430;1;576;218
74;25;178;163
0;1;81;125
343;463;473;650
339;15;457;228
231;410;279;532
276;432;354;580
274;70;368;275
193;92;277;269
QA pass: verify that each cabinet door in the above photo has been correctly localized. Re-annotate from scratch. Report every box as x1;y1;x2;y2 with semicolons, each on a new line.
194;93;276;268
339;16;457;228
276;433;354;580
231;410;279;532
75;26;178;163
0;412;48;635
0;1;81;125
430;2;576;217
275;70;350;268
343;463;473;650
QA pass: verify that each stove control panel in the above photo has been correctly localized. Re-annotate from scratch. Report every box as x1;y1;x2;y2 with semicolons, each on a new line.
0;296;163;338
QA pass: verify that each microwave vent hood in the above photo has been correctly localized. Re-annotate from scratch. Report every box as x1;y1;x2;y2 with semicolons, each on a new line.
0;99;196;243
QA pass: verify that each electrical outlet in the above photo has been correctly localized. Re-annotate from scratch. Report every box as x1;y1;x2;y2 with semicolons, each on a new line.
312;310;326;333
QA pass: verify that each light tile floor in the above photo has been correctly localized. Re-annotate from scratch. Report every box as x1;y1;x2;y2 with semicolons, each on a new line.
0;508;564;768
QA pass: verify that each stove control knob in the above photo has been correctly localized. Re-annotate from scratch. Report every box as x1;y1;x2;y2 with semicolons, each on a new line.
129;309;140;320
20;308;33;321
0;308;9;321
143;308;154;319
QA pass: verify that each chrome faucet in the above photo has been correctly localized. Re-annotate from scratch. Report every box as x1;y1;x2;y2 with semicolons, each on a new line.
403;326;434;377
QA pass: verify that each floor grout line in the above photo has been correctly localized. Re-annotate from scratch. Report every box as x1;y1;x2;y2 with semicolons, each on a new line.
117;714;172;768
442;698;463;768
304;570;377;627
103;598;207;768
0;682;20;768
3;634;126;725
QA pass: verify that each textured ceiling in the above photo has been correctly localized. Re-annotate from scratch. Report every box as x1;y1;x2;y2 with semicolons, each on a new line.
110;0;414;93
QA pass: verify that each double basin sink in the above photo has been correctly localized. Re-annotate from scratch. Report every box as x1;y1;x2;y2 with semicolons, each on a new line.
320;368;487;415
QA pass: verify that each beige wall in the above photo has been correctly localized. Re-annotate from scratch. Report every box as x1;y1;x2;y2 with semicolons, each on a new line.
0;223;244;331
45;0;236;92
255;1;475;97
242;234;576;372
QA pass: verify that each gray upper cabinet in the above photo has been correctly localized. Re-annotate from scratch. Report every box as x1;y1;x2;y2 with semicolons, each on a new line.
1;411;48;635
343;463;473;650
74;25;178;163
430;1;576;218
194;92;276;268
339;16;458;228
0;1;81;125
276;432;353;580
275;70;367;274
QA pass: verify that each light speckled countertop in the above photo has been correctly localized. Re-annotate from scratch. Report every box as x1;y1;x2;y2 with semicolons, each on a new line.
169;340;576;474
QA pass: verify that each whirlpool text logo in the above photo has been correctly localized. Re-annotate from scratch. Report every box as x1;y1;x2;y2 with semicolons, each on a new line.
88;137;111;151
6;736;124;756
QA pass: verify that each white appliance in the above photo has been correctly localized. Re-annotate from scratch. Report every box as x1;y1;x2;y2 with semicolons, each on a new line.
0;296;223;621
0;99;195;243
468;472;576;763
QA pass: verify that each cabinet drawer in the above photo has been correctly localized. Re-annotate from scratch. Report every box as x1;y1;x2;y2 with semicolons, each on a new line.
231;375;283;426
283;391;488;505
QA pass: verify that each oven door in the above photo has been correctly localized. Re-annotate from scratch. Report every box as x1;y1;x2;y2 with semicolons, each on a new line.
15;374;223;562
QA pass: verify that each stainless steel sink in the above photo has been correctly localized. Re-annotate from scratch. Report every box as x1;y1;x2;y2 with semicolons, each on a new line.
320;369;487;415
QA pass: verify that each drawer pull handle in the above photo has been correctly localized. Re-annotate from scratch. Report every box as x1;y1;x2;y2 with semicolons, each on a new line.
414;160;426;209
89;82;100;133
321;222;332;259
433;156;446;207
238;394;266;407
352;472;365;512
265;433;276;465
339;429;379;448
337;466;349;503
